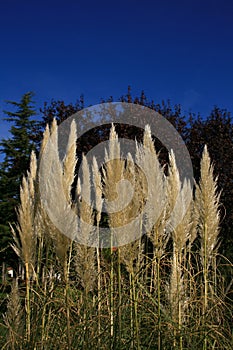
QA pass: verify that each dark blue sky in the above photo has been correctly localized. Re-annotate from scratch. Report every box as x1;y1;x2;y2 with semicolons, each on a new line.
0;0;233;140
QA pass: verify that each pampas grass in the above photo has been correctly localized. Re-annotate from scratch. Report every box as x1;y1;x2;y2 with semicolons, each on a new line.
10;150;37;342
2;121;232;350
92;156;103;347
74;155;96;294
3;280;23;350
196;146;220;272
195;145;221;350
166;152;194;349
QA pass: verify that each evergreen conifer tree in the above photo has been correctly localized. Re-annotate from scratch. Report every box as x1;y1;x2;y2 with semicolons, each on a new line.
0;92;38;269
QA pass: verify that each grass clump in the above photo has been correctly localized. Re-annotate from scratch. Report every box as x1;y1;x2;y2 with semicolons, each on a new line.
1;122;232;350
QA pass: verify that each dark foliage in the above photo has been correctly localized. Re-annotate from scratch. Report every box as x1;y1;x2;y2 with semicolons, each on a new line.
0;92;39;266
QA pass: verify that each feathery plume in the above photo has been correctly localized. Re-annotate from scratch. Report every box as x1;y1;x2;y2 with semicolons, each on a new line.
10;151;37;274
136;125;166;241
195;145;220;268
92;156;103;224
62;119;77;202
75;154;96;293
